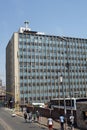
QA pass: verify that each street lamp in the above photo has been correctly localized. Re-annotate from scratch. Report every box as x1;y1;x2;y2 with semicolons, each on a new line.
60;75;66;130
66;62;73;114
66;62;75;130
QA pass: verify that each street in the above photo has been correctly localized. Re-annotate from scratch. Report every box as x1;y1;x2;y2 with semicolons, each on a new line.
0;107;47;130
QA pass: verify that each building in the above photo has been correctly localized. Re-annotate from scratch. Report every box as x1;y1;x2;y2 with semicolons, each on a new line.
0;79;2;88
0;79;6;105
6;22;87;105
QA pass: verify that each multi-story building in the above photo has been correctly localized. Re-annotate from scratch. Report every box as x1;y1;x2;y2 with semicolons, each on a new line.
0;79;6;105
6;22;87;104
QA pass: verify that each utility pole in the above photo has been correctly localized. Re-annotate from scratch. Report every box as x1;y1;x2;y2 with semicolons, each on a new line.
60;75;66;130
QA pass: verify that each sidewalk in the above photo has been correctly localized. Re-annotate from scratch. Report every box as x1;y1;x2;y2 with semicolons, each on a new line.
16;111;59;129
15;111;80;130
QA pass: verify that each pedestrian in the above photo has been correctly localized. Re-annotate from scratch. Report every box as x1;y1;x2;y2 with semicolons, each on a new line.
59;114;65;130
36;110;40;122
69;114;74;130
33;112;36;122
47;117;53;130
24;111;27;122
28;112;32;122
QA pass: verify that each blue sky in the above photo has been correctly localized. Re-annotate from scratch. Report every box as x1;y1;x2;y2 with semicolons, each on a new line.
0;0;87;84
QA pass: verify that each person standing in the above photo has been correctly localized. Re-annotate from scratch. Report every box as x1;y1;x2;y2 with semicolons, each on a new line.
47;117;53;130
59;115;65;130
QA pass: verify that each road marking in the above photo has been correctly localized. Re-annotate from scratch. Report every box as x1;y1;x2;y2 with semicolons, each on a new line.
0;118;13;130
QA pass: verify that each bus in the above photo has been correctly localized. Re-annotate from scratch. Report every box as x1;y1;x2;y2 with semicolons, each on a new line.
50;98;87;110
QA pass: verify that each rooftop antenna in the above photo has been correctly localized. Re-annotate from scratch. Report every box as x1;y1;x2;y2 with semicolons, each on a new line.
24;21;29;30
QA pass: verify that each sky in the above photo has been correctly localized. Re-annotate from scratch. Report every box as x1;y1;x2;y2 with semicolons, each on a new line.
0;0;87;84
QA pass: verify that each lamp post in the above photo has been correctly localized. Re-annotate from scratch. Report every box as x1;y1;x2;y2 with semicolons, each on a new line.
60;75;66;130
66;62;74;130
66;62;73;113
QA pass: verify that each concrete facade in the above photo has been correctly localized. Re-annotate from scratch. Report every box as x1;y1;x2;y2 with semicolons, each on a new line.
6;33;20;103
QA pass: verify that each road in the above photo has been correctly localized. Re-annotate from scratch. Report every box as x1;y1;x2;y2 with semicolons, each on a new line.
0;107;47;130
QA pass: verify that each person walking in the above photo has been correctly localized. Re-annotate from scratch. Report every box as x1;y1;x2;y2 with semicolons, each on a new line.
69;114;74;130
24;111;27;122
28;112;32;122
47;117;53;130
59;114;65;130
36;110;40;122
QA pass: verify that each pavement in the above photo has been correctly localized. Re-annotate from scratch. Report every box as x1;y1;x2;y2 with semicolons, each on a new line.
15;111;80;130
4;108;80;130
